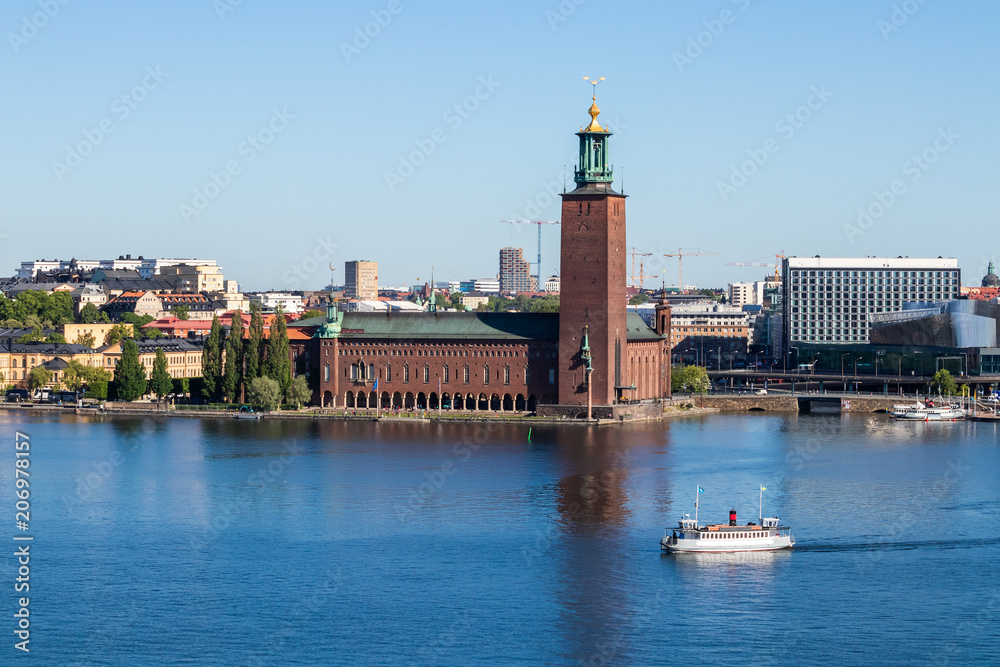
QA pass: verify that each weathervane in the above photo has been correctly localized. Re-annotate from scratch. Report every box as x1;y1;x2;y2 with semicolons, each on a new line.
582;76;605;100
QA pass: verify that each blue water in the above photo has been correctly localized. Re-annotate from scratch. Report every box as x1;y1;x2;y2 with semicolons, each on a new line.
1;412;997;665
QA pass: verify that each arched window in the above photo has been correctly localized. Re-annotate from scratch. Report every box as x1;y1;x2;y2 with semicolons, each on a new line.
369;363;375;380
463;365;470;384
443;364;449;384
524;365;530;385
386;364;392;382
324;364;330;382
483;364;490;385
503;365;510;385
423;364;430;383
403;364;410;383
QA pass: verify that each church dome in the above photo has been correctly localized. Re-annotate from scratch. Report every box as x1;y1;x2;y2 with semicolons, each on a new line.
982;261;1000;288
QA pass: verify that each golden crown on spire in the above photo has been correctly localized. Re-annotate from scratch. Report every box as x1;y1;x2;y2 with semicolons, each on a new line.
582;76;606;132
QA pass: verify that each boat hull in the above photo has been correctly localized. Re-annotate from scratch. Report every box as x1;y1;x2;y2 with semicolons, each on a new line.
660;536;795;553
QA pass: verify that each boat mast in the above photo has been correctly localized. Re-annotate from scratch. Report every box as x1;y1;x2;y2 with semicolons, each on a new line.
759;484;763;522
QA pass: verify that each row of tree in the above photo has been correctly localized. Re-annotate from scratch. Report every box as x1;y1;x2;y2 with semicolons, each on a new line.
199;304;310;408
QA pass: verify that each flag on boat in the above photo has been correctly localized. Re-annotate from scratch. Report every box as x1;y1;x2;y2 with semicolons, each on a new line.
698;487;705;493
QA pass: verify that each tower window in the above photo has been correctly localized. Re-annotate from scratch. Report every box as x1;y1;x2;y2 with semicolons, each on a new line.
578;202;582;216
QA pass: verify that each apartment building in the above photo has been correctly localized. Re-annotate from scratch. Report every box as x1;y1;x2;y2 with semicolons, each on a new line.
345;261;378;300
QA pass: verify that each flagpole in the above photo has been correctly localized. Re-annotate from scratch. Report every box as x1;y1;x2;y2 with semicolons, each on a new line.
759;485;763;522
695;484;699;525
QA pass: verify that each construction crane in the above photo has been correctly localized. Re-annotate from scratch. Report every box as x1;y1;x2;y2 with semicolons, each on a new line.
500;220;560;289
727;253;786;281
629;248;658;291
663;248;720;291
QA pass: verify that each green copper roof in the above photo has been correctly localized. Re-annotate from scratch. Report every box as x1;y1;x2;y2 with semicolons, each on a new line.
307;311;662;342
625;312;664;341
338;312;558;340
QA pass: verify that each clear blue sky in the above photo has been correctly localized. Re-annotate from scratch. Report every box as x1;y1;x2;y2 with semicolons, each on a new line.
2;0;997;291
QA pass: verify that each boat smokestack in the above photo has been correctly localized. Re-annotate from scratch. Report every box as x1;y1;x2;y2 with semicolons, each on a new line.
729;507;737;526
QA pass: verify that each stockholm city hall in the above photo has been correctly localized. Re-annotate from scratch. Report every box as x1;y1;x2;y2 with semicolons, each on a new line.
308;82;671;418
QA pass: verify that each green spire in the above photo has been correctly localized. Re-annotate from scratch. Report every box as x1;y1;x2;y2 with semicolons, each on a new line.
574;81;613;186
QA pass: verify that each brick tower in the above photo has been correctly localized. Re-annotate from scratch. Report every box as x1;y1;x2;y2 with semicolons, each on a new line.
558;83;627;411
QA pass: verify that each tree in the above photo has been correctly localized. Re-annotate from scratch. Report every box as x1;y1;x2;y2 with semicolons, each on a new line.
296;309;324;321
45;332;67;344
672;365;710;394
172;377;190;396
248;376;281;411
74;332;96;348
201;315;224;401
78;303;100;324
173;304;190;320
27;366;51;391
245;302;264;381
263;307;291;397
629;293;650;305
64;361;112;393
929;369;957;396
448;293;467;312
222;309;245;403
114;339;147;401
287;375;311;409
16;328;44;343
104;324;131;347
150;348;173;399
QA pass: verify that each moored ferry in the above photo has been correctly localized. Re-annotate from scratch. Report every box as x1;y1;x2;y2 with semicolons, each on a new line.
661;486;795;553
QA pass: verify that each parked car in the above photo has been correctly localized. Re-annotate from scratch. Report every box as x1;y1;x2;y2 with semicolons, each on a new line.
5;389;30;403
755;389;768;395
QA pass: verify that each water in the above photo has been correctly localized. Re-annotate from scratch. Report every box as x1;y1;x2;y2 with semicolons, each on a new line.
1;412;997;665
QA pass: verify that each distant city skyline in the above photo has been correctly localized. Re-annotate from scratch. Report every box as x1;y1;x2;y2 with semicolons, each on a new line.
3;1;997;290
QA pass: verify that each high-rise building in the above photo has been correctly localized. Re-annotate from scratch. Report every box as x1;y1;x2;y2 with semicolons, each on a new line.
728;281;765;308
782;256;961;350
345;260;378;300
499;247;532;294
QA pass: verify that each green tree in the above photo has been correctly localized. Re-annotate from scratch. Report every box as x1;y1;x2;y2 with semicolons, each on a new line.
172;377;190;396
64;361;112;393
45;332;66;344
629;293;650;305
222;312;245;403
448;293;467;312
264;307;291;396
672;365;710;394
245;302;264;381
248;376;281;411
104;323;131;347
201;315;224;401
296;309;324;321
929;369;957;396
114;339;148;401
287;374;311;409
27;366;51;391
528;295;560;313
74;332;96;348
173;304;190;320
16;328;44;343
78;302;100;324
150;348;173;399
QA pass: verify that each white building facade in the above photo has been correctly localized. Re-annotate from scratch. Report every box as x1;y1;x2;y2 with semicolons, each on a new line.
782;256;961;349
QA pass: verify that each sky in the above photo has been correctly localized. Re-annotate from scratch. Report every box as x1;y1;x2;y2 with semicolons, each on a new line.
1;0;997;292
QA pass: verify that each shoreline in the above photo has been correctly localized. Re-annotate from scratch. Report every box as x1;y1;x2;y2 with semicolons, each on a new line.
0;402;718;425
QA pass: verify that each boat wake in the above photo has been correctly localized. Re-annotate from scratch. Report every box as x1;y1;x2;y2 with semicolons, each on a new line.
795;536;1000;553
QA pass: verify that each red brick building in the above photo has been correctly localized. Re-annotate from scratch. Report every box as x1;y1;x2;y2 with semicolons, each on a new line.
297;92;669;415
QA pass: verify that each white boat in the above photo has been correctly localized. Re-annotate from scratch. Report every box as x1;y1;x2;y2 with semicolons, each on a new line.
660;486;794;553
893;403;965;421
891;401;925;418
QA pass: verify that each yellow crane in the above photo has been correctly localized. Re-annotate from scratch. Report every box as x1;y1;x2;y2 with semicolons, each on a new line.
664;248;719;291
629;248;658;291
